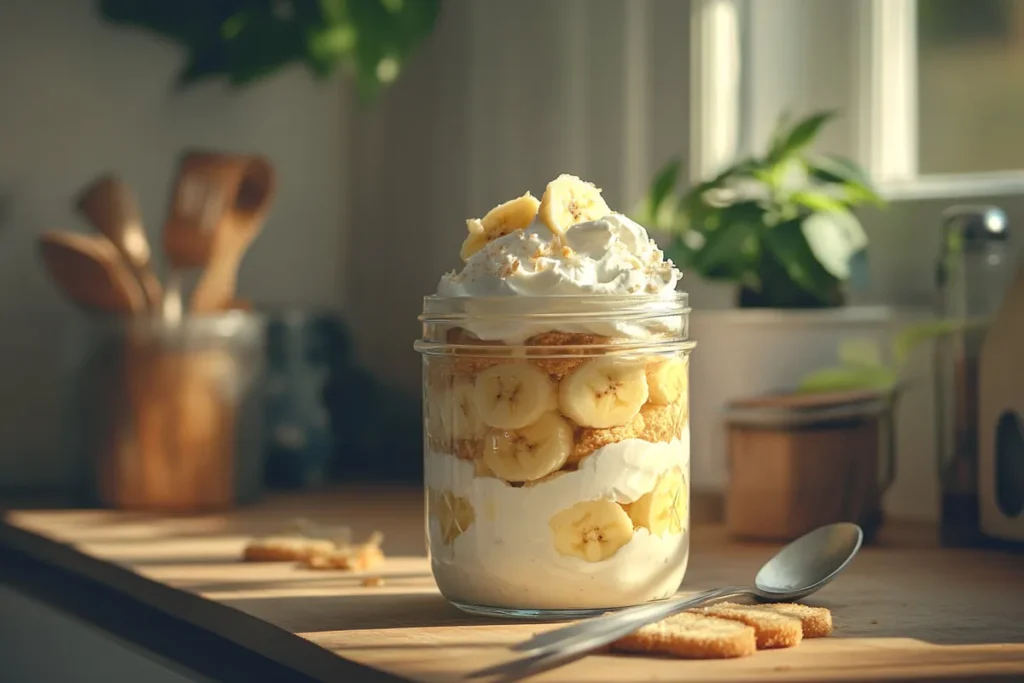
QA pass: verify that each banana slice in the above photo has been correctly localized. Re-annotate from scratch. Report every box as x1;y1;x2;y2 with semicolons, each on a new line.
538;174;611;238
475;363;556;430
646;357;688;405
430;489;475;545
460;192;540;261
459;219;488;262
450;377;485;440
549;499;634;562
625;466;688;536
482;412;573;482
559;358;649;428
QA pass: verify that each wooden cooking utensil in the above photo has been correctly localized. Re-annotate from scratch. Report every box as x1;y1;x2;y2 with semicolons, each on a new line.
38;231;146;315
162;151;276;316
189;156;276;313
76;174;163;311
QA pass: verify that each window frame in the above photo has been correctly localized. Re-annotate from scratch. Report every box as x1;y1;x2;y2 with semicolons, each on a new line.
689;0;1024;200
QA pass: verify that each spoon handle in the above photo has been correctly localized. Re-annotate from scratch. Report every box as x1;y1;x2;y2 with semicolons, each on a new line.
468;586;750;681
512;586;749;655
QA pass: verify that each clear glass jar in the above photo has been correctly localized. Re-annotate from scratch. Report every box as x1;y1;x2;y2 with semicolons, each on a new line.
415;293;693;618
68;313;266;512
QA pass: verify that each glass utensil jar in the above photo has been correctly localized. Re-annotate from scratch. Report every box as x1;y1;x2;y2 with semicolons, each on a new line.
415;294;694;619
69;313;266;512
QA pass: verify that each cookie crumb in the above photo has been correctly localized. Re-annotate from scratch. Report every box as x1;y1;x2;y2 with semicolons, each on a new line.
302;531;386;571
362;576;386;587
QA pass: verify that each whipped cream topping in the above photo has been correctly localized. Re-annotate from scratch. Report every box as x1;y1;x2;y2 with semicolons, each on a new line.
438;213;680;299
426;431;690;610
436;214;684;343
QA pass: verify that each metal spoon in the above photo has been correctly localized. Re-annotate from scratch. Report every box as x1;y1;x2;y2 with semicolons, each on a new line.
468;522;863;681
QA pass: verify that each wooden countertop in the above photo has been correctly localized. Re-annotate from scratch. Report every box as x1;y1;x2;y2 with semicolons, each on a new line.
1;486;1023;682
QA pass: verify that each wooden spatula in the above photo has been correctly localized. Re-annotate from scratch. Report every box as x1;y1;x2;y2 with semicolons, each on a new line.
76;174;163;311
38;231;146;315
162;151;276;316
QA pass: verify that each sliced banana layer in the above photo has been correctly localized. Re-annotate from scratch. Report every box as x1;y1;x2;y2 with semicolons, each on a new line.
538;174;612;238
430;489;476;545
625;466;688;536
450;377;486;440
482;412;573;482
460;192;541;261
475;363;556;430
646;357;688;405
549;499;634;562
559;358;649;428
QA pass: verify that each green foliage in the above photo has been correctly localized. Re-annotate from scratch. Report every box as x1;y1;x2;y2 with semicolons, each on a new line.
797;318;989;394
634;111;885;308
98;0;442;101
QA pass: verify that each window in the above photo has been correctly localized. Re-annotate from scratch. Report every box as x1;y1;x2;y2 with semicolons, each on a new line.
918;0;1024;175
690;0;1024;197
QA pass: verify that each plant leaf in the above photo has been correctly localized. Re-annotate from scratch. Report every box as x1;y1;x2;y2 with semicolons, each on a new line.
807;153;885;207
762;219;839;301
891;317;989;367
790;190;848;215
767;110;836;164
800;210;868;280
838;338;884;368
797;364;898;393
649;158;682;215
634;159;683;231
692;220;757;275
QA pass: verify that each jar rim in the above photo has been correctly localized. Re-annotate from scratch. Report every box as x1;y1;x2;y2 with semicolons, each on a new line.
419;291;690;324
91;310;266;343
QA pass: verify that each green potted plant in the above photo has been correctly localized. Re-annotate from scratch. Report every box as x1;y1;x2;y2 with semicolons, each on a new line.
634;111;914;492
635;110;884;308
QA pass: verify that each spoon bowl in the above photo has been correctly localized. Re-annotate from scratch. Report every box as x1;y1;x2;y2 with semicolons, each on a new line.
754;522;863;600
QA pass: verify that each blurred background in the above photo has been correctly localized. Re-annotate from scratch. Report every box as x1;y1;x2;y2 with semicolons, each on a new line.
0;0;1022;535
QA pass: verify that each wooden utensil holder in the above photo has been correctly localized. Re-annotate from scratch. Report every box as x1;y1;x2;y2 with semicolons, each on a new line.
74;314;266;512
724;390;897;543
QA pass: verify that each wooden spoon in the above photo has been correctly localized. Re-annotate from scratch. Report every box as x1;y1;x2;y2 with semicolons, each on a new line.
162;151;276;316
38;231;146;315
76;174;163;311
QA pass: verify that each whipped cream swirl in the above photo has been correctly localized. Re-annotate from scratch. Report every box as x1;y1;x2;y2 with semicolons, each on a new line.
436;214;683;343
438;213;680;299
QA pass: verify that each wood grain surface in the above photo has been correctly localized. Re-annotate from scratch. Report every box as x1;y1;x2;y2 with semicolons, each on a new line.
2;486;1023;682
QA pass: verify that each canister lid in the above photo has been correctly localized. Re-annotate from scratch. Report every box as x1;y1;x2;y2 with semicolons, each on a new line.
724;389;894;428
941;205;1009;247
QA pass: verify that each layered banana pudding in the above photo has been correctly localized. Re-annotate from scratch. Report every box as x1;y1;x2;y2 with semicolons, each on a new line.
419;175;691;612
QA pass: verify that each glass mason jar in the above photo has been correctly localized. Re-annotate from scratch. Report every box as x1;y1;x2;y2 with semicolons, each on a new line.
415;293;693;618
67;313;266;512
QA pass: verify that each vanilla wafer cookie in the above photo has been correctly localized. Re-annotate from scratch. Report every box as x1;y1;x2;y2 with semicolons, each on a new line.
693;604;803;649
242;536;335;562
612;612;757;659
751;603;833;638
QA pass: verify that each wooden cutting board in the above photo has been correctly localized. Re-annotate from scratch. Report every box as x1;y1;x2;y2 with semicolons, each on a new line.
2;487;1023;682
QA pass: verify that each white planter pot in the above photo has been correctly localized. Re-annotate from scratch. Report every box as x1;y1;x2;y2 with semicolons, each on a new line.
689;305;940;520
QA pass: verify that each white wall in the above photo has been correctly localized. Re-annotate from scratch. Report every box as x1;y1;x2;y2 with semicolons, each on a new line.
0;0;351;488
